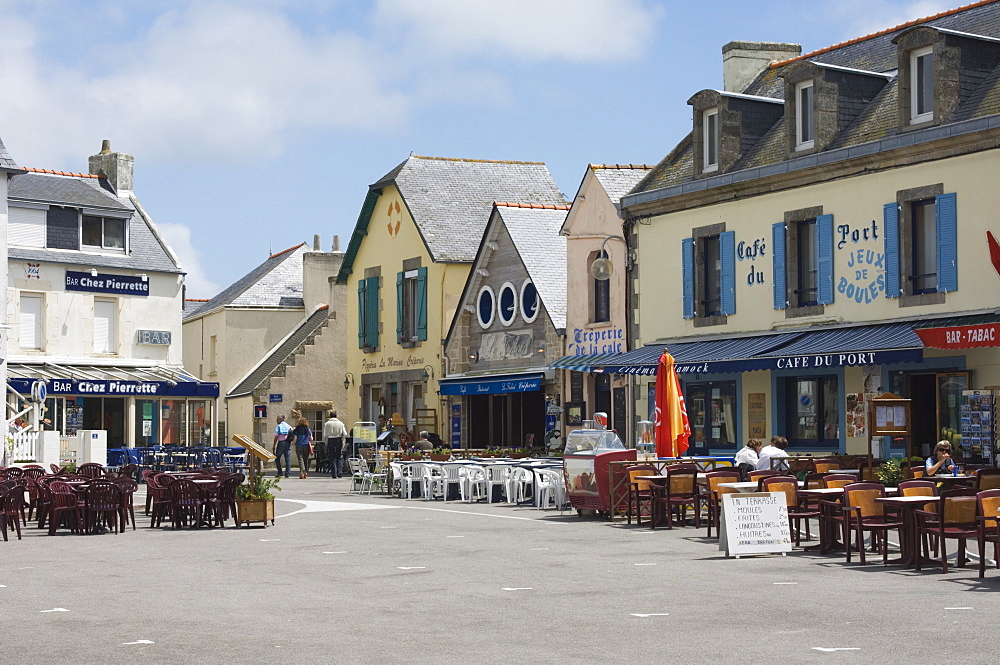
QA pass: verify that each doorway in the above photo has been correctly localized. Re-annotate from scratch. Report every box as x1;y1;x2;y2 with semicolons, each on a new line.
908;373;937;455
82;397;125;445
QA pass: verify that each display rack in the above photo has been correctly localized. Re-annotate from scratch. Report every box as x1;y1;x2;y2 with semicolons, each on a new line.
959;390;997;465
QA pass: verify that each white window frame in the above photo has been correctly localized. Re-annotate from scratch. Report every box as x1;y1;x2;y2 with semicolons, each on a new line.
795;80;815;151
702;108;719;173
476;286;495;329
520;278;539;324
497;282;518;327
910;46;934;125
81;214;128;252
94;298;117;355
19;293;43;351
401;269;419;342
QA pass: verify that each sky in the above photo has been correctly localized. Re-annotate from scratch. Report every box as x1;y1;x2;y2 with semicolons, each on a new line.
0;0;955;297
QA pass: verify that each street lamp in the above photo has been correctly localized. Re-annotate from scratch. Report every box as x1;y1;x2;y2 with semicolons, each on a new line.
422;365;435;381
590;235;630;281
343;372;354;390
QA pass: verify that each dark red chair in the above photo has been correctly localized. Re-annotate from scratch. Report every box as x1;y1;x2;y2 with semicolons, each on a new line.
111;478;139;531
3;467;24;480
21;466;46;480
915;487;979;572
1;486;25;540
146;475;172;527
170;479;207;529
83;481;123;534
46;481;84;536
208;475;244;527
650;466;700;530
77;463;105;479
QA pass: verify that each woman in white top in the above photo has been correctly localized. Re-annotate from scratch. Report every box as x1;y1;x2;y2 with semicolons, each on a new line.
735;438;762;479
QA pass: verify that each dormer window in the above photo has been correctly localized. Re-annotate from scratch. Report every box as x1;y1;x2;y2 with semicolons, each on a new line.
703;108;719;173
82;215;126;251
795;80;814;150
910;46;934;124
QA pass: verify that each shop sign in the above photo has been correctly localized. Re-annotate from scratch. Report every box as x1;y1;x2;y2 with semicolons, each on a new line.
66;270;149;296
450;403;461;448
747;393;766;438
137;329;172;345
269;394;283;402
440;375;542;396
605;349;921;376
568;327;624;355
915;323;1000;349
7;377;219;398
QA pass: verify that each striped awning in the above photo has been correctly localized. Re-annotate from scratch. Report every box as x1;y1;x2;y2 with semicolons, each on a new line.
549;353;620;372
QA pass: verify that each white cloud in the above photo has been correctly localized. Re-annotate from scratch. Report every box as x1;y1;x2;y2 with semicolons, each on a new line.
823;0;953;41
374;0;661;62
157;222;220;299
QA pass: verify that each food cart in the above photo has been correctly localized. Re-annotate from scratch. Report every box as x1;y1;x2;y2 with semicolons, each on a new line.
563;427;636;516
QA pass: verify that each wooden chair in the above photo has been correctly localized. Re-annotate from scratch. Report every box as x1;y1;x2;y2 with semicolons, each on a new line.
976;489;1000;578
823;474;856;490
703;470;741;538
812;459;842;474
625;464;657;526
975;468;1000;491
762;475;820;546
915;488;978;572
841;483;902;565
650;466;700;530
748;470;780;486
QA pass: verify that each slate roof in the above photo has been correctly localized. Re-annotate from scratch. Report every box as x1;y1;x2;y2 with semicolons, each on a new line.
495;203;569;330
631;0;1000;200
589;165;654;208
184;244;306;321
7;171;182;273
338;155;565;280
227;305;329;397
0;136;21;172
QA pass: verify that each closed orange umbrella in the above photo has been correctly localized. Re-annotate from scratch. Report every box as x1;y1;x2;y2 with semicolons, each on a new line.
654;350;691;458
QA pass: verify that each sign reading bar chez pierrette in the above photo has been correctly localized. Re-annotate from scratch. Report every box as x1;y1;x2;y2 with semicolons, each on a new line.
915;323;1000;349
66;270;149;296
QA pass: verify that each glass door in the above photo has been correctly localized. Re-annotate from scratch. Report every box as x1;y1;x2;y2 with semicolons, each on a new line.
937;372;971;444
684;381;737;455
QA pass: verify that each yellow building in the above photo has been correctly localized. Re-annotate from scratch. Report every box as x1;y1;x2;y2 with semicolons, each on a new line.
611;5;1000;462
336;154;564;438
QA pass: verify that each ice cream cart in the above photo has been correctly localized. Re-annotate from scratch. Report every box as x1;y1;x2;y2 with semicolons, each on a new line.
563;428;636;516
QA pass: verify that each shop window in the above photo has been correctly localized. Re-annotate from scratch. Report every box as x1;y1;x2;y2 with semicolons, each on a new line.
160;400;187;445
396;266;427;344
82;215;126;251
93;298;117;354
357;274;381;349
683;226;734;324
19;293;43;350
591;251;610;323
784;376;839;447
136;399;160;445
795;80;815;150
189;401;210;445
910;46;934;124
884;186;956;305
702;108;719;173
773;209;833;316
685;381;737;454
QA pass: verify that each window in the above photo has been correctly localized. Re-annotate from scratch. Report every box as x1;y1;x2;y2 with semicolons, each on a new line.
784;376;839;446
94;298;116;354
773;212;834;313
702;108;719;173
685;381;737;454
82;215;126;250
701;235;722;316
592;251;610;323
910;46;934;124
498;282;517;326
357;275;381;349
396;267;427;343
8;207;45;247
911;199;937;294
796;219;819;307
795;80;814;150
520;279;539;323
19;293;43;350
477;286;495;329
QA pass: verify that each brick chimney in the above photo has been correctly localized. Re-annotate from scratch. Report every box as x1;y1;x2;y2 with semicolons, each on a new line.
722;41;801;93
88;139;134;194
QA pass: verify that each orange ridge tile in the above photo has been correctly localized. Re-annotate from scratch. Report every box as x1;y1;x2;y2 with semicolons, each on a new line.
269;242;306;259
23;167;100;178
494;201;571;210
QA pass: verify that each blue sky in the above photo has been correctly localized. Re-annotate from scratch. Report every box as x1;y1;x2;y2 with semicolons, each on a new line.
0;0;953;297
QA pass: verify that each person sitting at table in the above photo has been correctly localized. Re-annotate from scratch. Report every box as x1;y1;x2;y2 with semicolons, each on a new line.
735;438;762;479
756;436;789;471
925;440;956;475
414;431;434;451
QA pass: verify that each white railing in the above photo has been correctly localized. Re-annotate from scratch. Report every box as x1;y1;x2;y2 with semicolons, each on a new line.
11;430;40;462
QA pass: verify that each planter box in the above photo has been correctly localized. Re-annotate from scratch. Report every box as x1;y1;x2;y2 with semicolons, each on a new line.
236;498;275;527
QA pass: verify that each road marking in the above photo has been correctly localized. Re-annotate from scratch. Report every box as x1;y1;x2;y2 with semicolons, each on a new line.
40;608;69;613
502;587;533;591
812;648;860;652
945;607;973;610
403;506;568;523
397;566;426;570
380;526;397;529
634;563;656;566
275;498;400;518
773;582;798;585
122;640;154;645
322;551;347;554
631;531;655;535
530;547;550;551
447;535;465;538
0;585;6;588
631;613;669;617
259;539;280;542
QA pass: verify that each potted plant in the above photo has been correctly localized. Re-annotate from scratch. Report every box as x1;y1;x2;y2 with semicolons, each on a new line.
510;447;529;459
876;458;903;488
430;447;452;462
236;473;280;527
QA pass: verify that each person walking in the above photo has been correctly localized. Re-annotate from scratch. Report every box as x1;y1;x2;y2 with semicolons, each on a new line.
273;415;293;479
323;410;347;478
292;417;313;479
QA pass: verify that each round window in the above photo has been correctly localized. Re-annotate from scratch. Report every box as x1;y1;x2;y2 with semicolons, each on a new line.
498;282;517;326
520;279;538;323
477;286;495;329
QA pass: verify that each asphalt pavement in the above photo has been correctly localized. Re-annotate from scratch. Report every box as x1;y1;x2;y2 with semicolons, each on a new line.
2;476;999;664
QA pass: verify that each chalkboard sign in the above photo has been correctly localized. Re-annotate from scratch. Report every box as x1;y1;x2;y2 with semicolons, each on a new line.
719;492;792;558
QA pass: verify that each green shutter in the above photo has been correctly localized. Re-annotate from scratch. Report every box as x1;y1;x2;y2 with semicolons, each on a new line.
357;279;366;348
416;267;428;341
396;271;404;342
366;276;380;348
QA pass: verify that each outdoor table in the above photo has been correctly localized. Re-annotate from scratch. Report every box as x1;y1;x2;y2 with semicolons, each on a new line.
875;495;942;569
930;474;975;487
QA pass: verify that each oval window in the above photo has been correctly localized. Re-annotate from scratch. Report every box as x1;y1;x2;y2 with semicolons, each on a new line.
521;279;538;323
477;286;495;329
498;282;517;326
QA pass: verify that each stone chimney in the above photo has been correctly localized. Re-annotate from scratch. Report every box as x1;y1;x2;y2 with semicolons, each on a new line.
332;235;340;252
722;41;801;93
303;235;346;310
313;234;321;250
88;139;134;194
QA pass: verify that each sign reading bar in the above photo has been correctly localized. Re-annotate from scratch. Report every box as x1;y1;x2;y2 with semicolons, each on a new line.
915;323;1000;349
66;270;149;296
720;492;792;558
8;377;219;398
137;329;172;345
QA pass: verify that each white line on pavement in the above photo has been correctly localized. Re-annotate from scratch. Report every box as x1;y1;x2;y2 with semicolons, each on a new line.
502;587;533;591
773;582;799;585
39;608;68;613
446;535;465;538
631;614;669;617
634;563;656;566
812;648;860;652
259;539;280;542
397;566;426;570
122;640;154;645
403;506;568;522
323;551;347;554
945;607;973;610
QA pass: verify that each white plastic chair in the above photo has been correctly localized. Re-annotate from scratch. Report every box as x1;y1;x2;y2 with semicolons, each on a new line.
347;458;368;493
401;463;426;499
362;457;388;494
485;464;512;503
389;461;407;497
535;469;567;510
422;464;446;500
506;467;533;505
458;465;488;503
440;464;463;502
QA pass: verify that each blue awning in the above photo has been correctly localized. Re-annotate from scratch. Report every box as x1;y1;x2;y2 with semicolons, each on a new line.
594;323;923;375
439;372;544;396
549;353;620;372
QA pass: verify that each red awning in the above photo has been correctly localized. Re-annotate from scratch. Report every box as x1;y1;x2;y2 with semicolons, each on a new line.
915;322;1000;349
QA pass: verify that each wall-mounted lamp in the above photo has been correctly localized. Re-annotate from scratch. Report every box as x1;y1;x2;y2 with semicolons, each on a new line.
139;274;148;282
590;235;630;281
90;268;98;277
535;345;546;354
468;351;479;363
343;372;354;390
422;365;435;381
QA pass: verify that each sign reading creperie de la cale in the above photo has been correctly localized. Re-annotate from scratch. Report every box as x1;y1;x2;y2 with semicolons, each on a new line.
915;323;1000;349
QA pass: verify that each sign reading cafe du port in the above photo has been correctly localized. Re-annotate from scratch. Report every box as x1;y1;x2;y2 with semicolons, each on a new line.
65;270;149;296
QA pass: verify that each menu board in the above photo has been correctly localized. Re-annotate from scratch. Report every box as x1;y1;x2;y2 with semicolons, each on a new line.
352;422;377;445
868;393;911;436
719;492;792;558
747;393;767;439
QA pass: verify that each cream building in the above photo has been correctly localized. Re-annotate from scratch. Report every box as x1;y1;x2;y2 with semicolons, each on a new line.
610;4;1000;462
337;154;565;437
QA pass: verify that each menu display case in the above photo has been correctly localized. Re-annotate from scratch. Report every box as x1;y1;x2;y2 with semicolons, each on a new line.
563;429;635;514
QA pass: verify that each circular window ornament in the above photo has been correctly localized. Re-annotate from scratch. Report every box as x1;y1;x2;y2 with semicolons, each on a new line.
520;279;539;323
477;286;495;329
498;282;517;326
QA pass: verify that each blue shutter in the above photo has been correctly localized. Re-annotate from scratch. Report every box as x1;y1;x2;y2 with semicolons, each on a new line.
357;279;366;348
936;192;958;292
772;222;786;310
681;238;694;319
720;231;736;315
883;202;900;298
396;271;404;342
416;267;428;341
366;276;380;348
817;214;834;305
